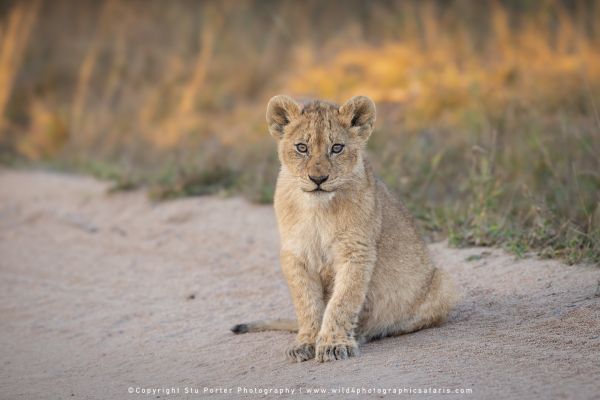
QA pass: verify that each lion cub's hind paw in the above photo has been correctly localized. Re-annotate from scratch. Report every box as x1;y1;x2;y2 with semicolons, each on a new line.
316;342;358;362
286;343;315;362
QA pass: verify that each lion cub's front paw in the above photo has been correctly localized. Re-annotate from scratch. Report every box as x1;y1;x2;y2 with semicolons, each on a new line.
286;342;315;362
315;337;359;362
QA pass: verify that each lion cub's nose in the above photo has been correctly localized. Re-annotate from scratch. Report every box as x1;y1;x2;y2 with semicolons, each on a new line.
309;175;329;185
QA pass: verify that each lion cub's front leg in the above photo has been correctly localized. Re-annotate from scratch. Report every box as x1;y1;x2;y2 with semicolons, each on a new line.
280;251;325;362
316;242;375;362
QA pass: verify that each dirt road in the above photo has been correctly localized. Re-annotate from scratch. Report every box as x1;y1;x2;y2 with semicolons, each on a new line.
0;170;599;399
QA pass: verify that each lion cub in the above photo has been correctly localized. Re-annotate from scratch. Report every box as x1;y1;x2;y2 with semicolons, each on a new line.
232;96;456;362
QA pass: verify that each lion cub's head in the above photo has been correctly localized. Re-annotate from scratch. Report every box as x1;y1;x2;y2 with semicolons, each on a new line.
266;95;376;195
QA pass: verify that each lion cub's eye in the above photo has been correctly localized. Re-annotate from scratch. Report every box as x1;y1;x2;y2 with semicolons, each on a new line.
295;143;308;153
331;143;345;154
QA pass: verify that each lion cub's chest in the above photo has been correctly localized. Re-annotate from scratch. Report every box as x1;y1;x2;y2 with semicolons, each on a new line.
282;210;337;274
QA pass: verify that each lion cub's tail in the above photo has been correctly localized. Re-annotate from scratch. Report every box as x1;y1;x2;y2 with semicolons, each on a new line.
230;319;298;334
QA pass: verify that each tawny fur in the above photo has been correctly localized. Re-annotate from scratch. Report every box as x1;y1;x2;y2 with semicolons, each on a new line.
232;95;457;363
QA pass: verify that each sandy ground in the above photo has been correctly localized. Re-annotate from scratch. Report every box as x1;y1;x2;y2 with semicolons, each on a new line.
0;169;599;400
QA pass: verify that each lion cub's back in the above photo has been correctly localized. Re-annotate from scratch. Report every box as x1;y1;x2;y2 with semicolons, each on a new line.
372;178;435;278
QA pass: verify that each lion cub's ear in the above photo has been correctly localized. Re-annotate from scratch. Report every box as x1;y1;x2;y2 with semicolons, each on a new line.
339;96;376;140
266;95;301;139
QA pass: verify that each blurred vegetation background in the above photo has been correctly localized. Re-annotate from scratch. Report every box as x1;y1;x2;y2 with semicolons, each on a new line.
0;0;599;264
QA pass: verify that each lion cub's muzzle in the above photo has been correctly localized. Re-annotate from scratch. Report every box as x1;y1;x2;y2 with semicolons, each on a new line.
307;175;330;192
309;175;328;186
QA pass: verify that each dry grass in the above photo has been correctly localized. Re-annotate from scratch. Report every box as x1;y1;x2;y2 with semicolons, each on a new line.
0;0;40;130
0;0;599;263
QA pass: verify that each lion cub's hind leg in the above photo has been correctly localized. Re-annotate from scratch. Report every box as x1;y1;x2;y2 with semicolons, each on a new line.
363;268;456;342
